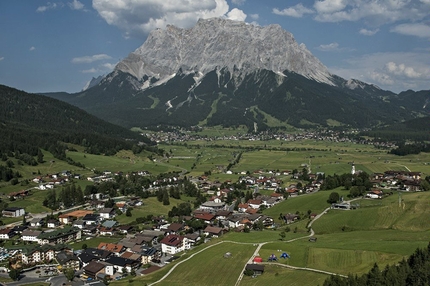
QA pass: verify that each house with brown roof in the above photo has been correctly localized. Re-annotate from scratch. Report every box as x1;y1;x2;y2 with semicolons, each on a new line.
120;251;142;262
117;225;134;234
185;232;201;245
366;189;383;199
215;210;232;220
193;212;216;224
0;228;15;240
166;223;184;234
283;213;300;224
245;208;258;214
97;243;125;256
58;214;74;225
83;261;105;279
98;227;115;236
203;226;223;237
237;203;249;212
160;234;190;255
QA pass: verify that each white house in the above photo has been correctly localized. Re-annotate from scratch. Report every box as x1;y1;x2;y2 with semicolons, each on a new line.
2;207;25;217
99;208;115;220
0;229;14;240
247;199;262;209
160;235;190;255
22;230;42;242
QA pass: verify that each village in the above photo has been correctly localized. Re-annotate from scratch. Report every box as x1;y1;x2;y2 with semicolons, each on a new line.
0;167;425;285
143;128;397;150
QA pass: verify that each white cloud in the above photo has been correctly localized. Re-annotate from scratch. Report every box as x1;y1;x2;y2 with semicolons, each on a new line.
385;62;422;78
0;57;4;61
226;8;247;21
329;52;430;92
29;46;36;51
359;28;379;36
36;2;59;12
82;68;98;73
231;0;245;5
314;0;346;14
317;42;339;51
391;23;430;38
369;71;394;85
249;13;259;20
273;4;314;18
71;54;112;64
101;63;116;70
68;0;84;10
92;0;246;36
311;0;430;25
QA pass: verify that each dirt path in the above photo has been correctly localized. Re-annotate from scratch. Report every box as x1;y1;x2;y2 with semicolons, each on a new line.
150;200;354;286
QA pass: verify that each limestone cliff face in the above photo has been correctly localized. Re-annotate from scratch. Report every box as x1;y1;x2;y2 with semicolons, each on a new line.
113;17;334;89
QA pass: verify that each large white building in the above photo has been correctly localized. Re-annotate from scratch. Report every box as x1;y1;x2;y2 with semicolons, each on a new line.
22;230;42;242
160;234;190;255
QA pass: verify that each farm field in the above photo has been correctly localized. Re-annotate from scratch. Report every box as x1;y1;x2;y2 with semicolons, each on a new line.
160;140;430;181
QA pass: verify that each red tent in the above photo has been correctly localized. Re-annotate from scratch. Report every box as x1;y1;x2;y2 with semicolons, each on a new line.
253;257;263;263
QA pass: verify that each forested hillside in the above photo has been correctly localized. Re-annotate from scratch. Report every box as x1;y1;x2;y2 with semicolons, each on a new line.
361;116;430;142
0;84;155;173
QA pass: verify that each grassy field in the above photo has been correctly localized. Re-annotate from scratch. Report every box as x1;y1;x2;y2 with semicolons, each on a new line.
312;191;430;234
240;265;329;286
115;196;193;224
151;242;256;286
262;188;350;222
6;189;51;214
159;140;430;183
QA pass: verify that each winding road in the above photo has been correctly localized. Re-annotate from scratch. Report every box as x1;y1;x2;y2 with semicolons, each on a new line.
149;203;349;286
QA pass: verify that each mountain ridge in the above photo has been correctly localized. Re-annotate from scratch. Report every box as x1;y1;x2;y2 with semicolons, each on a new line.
44;18;430;131
114;17;334;90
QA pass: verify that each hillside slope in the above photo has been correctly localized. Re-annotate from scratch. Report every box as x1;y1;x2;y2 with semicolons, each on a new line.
0;84;154;161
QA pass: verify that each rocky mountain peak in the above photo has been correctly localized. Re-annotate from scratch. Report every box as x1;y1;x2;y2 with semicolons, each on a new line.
114;17;334;89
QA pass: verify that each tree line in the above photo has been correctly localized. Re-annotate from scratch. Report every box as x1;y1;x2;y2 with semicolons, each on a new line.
323;243;430;286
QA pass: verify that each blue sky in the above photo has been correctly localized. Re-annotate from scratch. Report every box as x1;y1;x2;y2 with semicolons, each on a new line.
0;0;429;93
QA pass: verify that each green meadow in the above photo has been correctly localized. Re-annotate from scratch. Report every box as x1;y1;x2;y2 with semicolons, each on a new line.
241;265;329;286
124;191;430;285
115;196;196;224
154;242;256;286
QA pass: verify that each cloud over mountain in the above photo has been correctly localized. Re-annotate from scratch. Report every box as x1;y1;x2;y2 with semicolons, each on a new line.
92;0;247;36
